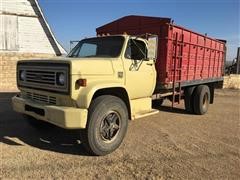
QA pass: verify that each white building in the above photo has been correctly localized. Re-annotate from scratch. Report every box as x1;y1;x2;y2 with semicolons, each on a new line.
0;0;66;91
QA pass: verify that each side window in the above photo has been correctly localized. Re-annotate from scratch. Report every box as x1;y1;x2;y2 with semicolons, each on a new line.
125;39;147;60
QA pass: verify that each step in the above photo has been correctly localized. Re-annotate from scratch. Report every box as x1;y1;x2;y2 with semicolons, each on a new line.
132;109;159;120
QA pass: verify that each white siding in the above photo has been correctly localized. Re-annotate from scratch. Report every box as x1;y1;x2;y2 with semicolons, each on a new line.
0;0;66;55
0;15;19;50
18;16;55;54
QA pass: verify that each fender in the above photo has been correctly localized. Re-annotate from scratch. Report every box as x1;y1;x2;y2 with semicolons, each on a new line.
74;80;128;109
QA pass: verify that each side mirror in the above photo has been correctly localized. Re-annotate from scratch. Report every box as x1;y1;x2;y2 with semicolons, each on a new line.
147;35;158;61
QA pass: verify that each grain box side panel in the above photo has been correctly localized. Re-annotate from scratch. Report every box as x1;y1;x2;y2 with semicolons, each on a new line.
164;25;225;88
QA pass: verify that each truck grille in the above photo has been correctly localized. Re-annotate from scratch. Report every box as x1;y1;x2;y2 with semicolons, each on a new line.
25;70;56;85
17;63;69;94
26;92;57;105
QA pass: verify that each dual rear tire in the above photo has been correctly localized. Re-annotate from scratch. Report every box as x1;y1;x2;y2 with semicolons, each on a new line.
184;85;210;115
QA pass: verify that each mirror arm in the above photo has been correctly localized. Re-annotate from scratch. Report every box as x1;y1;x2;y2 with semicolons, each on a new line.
131;40;147;59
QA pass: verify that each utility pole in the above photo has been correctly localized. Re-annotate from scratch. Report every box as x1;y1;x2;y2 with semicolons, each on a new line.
236;47;240;74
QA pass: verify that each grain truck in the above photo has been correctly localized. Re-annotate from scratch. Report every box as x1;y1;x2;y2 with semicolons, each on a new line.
12;16;226;155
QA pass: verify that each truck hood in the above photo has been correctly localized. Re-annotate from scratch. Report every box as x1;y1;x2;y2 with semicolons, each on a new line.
69;58;114;75
18;57;114;75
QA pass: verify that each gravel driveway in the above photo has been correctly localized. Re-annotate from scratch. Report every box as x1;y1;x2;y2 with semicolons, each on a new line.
1;89;239;179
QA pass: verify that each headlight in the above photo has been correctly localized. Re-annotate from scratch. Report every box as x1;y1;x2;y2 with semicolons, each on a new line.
57;72;65;86
20;70;26;81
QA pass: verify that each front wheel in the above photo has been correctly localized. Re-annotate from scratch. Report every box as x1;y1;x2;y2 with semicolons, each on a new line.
81;95;128;156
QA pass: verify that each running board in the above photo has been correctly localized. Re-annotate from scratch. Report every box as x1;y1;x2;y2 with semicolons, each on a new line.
132;109;159;120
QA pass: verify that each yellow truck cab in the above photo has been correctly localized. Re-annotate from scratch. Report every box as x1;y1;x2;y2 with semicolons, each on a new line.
12;34;159;155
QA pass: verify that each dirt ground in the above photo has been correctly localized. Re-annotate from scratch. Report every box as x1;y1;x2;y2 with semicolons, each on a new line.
0;89;239;179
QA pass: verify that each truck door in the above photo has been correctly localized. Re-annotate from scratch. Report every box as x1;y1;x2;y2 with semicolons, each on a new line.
123;38;156;99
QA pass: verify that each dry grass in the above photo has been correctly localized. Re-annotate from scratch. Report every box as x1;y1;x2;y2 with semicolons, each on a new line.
223;74;240;89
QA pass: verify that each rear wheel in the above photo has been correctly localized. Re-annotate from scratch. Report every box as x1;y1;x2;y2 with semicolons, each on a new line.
184;86;196;113
81;95;128;156
193;85;210;115
152;99;164;107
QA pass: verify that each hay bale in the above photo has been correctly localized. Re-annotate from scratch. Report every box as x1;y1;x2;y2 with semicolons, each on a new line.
223;75;240;89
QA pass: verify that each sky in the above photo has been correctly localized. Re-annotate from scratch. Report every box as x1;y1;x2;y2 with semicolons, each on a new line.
39;0;239;61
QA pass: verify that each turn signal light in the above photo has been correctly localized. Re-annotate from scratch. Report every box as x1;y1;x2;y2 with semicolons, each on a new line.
76;79;87;87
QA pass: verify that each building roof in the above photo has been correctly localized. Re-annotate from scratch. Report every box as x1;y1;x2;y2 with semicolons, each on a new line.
35;0;67;55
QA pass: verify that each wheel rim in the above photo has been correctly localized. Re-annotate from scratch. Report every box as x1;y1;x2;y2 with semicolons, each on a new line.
99;111;121;143
202;93;209;110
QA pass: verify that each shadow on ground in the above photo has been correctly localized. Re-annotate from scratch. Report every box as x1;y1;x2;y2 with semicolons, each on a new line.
0;93;191;156
0;93;88;156
155;105;191;115
152;100;191;115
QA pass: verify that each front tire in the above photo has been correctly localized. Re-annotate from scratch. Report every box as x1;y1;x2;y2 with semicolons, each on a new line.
81;95;128;156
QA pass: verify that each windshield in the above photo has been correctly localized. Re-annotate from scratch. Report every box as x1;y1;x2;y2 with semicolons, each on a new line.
68;36;125;58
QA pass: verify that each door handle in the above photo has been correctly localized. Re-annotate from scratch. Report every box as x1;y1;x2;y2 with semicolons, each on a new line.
146;63;153;66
